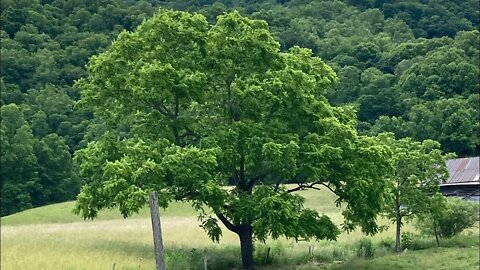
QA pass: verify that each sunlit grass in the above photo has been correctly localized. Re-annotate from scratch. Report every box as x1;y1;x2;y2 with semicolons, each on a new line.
1;186;478;269
1;187;337;226
0;199;197;226
2;217;240;269
328;247;480;270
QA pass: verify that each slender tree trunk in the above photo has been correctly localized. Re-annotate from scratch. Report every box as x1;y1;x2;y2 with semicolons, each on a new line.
238;225;254;270
395;195;402;253
433;216;440;247
395;212;402;252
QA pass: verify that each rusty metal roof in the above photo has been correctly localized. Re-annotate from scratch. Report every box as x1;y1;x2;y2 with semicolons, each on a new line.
445;157;479;184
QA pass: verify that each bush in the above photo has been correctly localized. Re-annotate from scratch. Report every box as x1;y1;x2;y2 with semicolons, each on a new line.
416;197;480;238
441;234;480;248
401;232;416;250
378;237;395;250
356;238;375;258
439;198;479;238
401;234;479;251
408;237;437;250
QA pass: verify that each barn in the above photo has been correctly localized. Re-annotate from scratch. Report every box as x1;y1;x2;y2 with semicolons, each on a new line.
440;157;480;201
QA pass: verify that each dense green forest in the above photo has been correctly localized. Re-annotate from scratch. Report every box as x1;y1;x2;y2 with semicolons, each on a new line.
1;0;479;216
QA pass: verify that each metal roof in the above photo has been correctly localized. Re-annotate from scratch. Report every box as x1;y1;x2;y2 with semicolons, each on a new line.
444;157;479;185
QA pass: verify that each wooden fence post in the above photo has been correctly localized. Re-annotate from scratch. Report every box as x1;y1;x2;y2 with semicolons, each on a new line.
263;247;271;265
149;191;167;270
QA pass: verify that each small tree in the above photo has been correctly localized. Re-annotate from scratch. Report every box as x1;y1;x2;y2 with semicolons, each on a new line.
417;196;480;246
74;10;392;269
379;134;453;252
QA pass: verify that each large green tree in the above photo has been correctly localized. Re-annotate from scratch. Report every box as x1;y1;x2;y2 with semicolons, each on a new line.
74;10;393;269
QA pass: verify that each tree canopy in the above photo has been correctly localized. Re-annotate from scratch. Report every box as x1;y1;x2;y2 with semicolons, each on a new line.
74;10;392;269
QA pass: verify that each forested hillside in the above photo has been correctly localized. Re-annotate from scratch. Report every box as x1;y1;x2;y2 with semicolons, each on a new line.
1;0;478;216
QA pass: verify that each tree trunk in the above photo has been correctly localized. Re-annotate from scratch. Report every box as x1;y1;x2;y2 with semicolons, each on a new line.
395;214;402;252
395;202;402;253
433;216;440;247
238;225;254;270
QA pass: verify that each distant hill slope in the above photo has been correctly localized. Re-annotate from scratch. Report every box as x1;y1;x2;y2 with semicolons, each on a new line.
1;187;338;226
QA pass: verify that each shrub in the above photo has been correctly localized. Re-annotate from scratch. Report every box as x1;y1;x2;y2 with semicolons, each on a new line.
408;237;437;250
378;237;395;250
356;238;375;258
401;232;416;250
332;246;348;260
441;234;480;248
416;197;480;238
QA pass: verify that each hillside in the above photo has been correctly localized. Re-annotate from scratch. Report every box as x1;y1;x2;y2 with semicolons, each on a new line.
1;187;338;225
1;0;479;217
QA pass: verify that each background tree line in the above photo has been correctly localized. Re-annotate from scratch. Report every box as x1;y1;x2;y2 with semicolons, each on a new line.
1;0;478;216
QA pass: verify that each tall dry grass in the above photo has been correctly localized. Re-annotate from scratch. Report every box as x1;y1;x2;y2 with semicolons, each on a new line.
0;187;426;269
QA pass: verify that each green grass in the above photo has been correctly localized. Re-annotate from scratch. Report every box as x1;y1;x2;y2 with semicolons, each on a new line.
0;200;197;226
2;187;479;269
328;247;480;270
1;188;337;226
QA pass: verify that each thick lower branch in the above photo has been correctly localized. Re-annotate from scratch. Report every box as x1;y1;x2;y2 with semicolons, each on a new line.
216;212;239;234
286;181;337;195
246;174;265;192
319;182;338;195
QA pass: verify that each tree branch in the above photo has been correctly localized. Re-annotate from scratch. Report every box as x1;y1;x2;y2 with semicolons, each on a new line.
216;212;239;234
286;183;306;193
274;182;281;192
318;182;338;195
286;181;337;195
154;102;174;118
246;174;265;192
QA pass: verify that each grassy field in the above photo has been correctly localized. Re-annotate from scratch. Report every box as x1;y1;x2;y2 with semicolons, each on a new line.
1;187;478;269
329;247;480;270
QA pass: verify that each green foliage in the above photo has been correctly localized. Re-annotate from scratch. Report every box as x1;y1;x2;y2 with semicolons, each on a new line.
330;247;480;270
74;9;393;268
398;47;479;99
0;102;80;216
396;232;480;252
401;232;416;250
0;104;38;215
2;0;478;218
416;197;480;239
381;134;452;220
378;237;395;250
378;133;453;251
0;0;477;222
